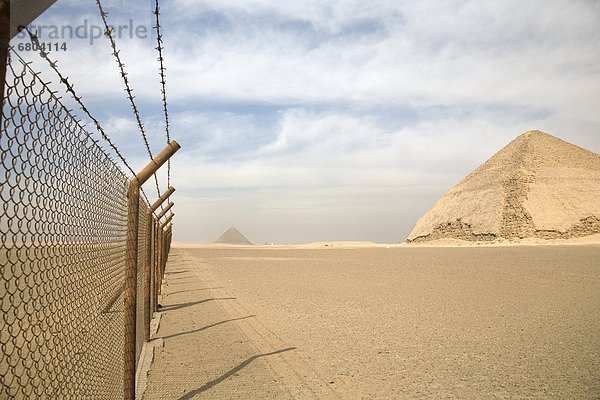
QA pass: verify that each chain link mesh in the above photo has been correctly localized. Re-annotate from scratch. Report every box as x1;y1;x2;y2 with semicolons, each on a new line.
0;50;164;398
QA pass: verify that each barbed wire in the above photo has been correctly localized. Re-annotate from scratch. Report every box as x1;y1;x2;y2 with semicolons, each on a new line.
94;0;162;200
24;29;152;205
153;0;171;188
7;48;122;175
3;43;175;395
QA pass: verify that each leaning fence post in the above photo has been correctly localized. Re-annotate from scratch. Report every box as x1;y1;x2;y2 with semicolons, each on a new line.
158;214;174;294
145;187;175;342
124;141;180;400
156;201;174;220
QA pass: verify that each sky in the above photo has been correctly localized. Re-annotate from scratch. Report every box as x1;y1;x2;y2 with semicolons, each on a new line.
12;0;600;244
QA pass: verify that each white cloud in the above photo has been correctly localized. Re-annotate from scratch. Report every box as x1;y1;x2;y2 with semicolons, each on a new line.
13;0;600;242
159;0;600;121
24;0;600;122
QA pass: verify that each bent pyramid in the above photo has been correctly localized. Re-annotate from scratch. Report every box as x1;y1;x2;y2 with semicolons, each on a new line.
215;226;253;245
407;130;600;243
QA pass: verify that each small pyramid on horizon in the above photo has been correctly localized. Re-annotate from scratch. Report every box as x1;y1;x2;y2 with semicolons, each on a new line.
407;130;600;243
215;226;253;245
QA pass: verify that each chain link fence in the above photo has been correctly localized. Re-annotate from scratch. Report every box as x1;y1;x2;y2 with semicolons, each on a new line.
1;49;174;398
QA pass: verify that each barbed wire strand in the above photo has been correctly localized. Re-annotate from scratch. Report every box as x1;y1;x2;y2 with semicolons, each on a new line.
94;0;162;200
25;29;152;205
153;0;171;189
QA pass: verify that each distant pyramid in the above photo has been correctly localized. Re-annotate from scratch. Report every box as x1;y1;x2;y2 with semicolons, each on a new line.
407;130;600;242
215;227;253;245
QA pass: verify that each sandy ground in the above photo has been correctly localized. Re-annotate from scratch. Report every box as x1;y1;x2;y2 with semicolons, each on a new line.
144;244;600;399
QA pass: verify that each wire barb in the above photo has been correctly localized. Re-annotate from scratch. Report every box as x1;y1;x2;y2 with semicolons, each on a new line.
154;0;172;188
25;28;152;204
26;30;130;174
94;0;162;199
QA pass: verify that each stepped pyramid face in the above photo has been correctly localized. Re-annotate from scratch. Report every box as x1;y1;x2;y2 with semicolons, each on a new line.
215;227;253;245
407;130;600;242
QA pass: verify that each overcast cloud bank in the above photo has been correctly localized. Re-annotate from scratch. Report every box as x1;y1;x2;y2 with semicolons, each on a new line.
16;0;600;243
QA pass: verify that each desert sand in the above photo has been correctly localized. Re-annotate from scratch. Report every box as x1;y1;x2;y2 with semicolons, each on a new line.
144;243;600;399
408;131;600;243
144;130;600;398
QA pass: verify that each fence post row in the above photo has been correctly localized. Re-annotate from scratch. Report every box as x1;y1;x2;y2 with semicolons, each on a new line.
154;219;160;313
163;225;173;279
158;214;174;296
165;225;173;263
145;187;175;342
124;141;180;400
155;212;174;307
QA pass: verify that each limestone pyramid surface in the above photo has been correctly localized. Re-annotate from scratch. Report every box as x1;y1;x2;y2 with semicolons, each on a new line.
215;227;253;245
407;130;600;242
